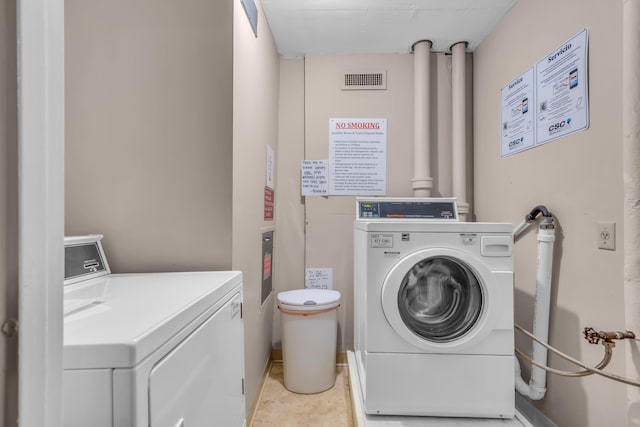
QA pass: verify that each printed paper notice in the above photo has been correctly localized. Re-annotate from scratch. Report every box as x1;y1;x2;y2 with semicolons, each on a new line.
301;160;329;196
501;67;535;157
266;145;275;189
536;29;589;145
305;268;333;290
329;118;387;196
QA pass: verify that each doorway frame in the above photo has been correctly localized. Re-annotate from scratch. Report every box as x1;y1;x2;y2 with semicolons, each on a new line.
17;1;64;426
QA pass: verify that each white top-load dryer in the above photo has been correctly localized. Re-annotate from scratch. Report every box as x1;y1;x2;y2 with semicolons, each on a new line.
63;235;246;427
354;198;514;419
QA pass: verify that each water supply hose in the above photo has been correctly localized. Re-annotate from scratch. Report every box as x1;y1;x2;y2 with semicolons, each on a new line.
514;205;554;239
515;324;640;387
526;205;552;221
513;204;640;395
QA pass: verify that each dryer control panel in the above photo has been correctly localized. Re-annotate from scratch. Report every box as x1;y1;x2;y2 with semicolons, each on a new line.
64;234;111;284
356;198;458;220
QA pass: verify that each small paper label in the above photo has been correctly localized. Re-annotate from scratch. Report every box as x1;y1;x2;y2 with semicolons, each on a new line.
371;234;393;248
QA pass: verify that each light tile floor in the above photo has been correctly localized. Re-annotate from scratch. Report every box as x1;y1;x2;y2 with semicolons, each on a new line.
251;362;354;427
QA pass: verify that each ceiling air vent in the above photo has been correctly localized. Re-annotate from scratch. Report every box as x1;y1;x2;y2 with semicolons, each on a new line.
341;70;387;91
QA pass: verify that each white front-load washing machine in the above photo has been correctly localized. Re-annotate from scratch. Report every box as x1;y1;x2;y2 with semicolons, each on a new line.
354;198;514;419
63;235;246;427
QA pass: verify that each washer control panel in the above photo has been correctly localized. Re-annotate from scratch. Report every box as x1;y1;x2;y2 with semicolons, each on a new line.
356;198;458;220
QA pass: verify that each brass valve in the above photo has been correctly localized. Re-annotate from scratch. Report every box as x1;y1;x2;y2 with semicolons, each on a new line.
584;327;636;345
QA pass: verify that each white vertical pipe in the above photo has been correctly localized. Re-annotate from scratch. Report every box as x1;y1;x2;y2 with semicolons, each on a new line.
451;42;469;220
412;40;433;197
514;218;555;401
436;54;453;197
622;0;640;423
529;223;555;395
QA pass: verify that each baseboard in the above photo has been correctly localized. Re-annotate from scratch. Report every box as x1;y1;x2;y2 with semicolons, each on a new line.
515;393;558;427
271;348;347;364
271;348;283;362
246;353;273;427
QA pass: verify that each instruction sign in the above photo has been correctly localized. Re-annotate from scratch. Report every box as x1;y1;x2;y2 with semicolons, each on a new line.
501;29;589;157
301;160;329;196
501;67;535;156
536;29;589;145
329;118;387;195
305;268;333;290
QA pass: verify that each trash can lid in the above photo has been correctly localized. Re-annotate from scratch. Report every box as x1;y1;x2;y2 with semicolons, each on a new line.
277;289;340;307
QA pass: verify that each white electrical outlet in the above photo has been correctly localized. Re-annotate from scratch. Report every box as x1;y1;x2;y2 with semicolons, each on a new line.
597;221;616;250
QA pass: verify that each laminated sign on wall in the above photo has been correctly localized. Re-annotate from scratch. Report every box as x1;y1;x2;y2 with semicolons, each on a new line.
535;29;589;146
501;29;589;157
329;118;387;195
501;67;535;155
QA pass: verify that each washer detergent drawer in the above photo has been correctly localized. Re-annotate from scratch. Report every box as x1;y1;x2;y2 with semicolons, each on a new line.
149;292;245;427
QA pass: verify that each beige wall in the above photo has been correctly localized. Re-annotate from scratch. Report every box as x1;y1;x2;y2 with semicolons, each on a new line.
272;58;306;346
0;2;18;425
274;54;472;350
65;0;281;415
233;0;280;414
273;53;473;350
474;1;626;426
65;0;233;272
273;54;415;350
303;54;415;351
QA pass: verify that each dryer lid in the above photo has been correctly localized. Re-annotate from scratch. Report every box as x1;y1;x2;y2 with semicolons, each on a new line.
277;289;340;307
63;271;242;370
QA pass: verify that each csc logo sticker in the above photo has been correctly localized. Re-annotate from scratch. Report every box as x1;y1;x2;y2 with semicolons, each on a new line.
548;117;572;135
508;137;524;149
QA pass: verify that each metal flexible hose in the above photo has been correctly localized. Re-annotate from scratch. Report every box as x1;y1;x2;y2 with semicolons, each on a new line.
515;323;640;387
514;344;612;377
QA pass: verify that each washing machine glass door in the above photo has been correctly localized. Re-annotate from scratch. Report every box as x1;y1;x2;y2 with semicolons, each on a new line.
381;248;491;351
398;256;481;342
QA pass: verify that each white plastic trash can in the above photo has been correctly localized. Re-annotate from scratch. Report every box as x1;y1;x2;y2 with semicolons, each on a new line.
277;289;341;394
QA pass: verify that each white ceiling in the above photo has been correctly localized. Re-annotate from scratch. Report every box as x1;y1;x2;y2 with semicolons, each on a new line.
260;0;518;57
